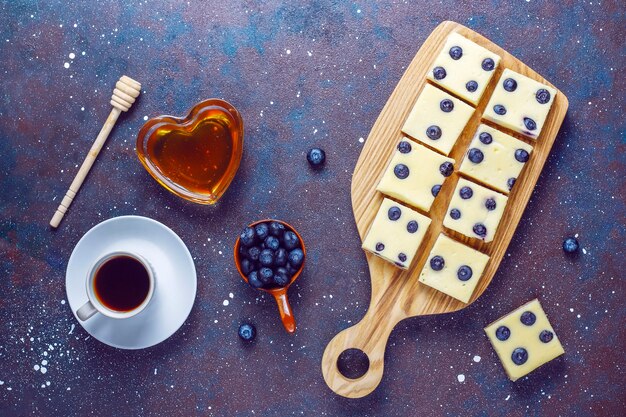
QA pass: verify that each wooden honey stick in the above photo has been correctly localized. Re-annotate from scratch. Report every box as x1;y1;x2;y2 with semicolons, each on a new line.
49;75;141;228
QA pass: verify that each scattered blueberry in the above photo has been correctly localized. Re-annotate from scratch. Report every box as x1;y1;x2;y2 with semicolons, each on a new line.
273;268;291;287
439;161;454;177
473;223;487;238
479;131;493;144
457;265;473;281
269;221;285;237
397;140;412;154
515;149;530;163
426;125;442;140
503;78;517;92
511;347;528;365
485;198;496;211
431;184;442;197
433;66;447;80
495;326;511;341
468;148;484;163
481;58;495;71
520;311;536;326
240;258;253;275
430;255;445;271
259;249;275;267
247;271;263;289
238;323;256;341
283;231;300;250
307;147;326;168
450;208;461;220
247;246;261;262
507;177;516;191
466;80;478;92
240;227;256;247
539;330;554;343
406;220;419;234
288;248;304;268
388;206;401;221
562;237;579;253
523;117;537;131
493;104;507;115
375;242;385;252
460;186;473;199
254;223;269;241
536;89;551;104
398;253;407;263
394;163;410;179
440;99;454;113
275;248;287;266
449;46;463;60
264;235;280;251
258;267;274;285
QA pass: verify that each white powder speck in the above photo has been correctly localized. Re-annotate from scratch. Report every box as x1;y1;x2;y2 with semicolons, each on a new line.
505;394;511;400
6;387;11;391
81;107;85;111
61;300;66;305
69;52;75;59
286;49;291;55
40;367;47;374
582;248;587;254
63;62;70;69
69;324;75;334
46;381;50;386
81;51;86;56
73;23;77;28
41;360;48;366
34;365;40;371
229;293;234;299
358;137;364;143
67;387;71;391
473;355;481;363
0;381;3;385
214;319;218;323
154;368;157;375
43;351;48;357
223;300;229;306
143;116;148;121
457;374;465;383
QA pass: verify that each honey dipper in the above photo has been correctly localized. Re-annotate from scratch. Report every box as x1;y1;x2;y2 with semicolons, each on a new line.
50;75;141;228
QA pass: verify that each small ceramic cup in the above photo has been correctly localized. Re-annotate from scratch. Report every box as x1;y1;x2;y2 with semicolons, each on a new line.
76;250;155;321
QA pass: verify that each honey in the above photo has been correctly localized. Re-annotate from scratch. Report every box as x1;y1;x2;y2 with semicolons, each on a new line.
136;99;244;204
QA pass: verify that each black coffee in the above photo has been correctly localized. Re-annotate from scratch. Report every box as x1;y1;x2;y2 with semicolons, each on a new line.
94;255;150;312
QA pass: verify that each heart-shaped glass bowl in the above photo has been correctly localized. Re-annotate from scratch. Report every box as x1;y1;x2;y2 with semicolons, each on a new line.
136;99;244;204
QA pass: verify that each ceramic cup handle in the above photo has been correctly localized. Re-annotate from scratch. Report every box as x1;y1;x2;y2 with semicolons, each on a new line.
77;300;98;321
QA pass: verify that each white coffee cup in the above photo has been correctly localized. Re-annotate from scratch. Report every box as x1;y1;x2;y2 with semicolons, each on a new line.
77;251;155;321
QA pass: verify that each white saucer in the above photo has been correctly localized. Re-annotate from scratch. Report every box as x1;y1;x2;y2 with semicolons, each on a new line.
66;216;197;349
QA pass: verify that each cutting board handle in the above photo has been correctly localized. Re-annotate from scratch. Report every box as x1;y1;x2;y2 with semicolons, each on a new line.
321;308;402;398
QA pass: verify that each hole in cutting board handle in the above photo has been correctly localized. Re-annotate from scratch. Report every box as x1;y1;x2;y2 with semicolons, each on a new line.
337;348;370;380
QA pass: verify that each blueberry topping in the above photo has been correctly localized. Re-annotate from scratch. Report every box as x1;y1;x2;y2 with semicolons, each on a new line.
307;147;326;167
288;248;305;268
562;237;579;253
240;258;253;275
269;221;285;237
473;223;487;238
254;222;269;241
482;58;495;71
397;140;412;154
433;66;447;80
264;236;280;251
283;231;300;250
258;267;274;285
479;132;493;144
388;206;402;221
460;186;473;199
511;348;528;365
407;220;419;234
466;80;478;92
495;326;511;341
440;99;454;113
485;198;496;211
450;208;461;220
375;242;385;252
430;255;445;271
539;330;554;343
398;253;407;263
523;117;537;131
273;268;291;287
507;177;516;191
431;184;442;197
493;104;507;115
457;265;473;281
520;311;536;326
536;88;551;104
238;323;256;341
394;163;410;179
259;249;275;267
247;246;261;261
247;271;263;289
439;161;454;177
240;227;256;247
274;248;287;266
426;125;442;140
449;46;463;60
515;149;530;163
503;78;517;92
468;148;484;163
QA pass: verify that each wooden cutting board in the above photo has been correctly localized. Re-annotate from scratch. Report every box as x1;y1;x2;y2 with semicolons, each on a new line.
321;20;568;398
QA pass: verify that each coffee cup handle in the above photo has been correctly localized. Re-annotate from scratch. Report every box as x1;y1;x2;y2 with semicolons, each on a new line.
77;301;97;321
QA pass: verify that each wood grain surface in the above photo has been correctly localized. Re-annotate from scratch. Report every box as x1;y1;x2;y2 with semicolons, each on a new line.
321;20;569;398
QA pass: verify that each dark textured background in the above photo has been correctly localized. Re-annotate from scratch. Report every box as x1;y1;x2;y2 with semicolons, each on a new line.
1;1;625;416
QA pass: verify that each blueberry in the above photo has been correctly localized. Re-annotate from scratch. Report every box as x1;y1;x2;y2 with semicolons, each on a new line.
485;198;496;211
240;258;253;275
283;231;300;250
286;263;298;277
269;221;285;238
238;323;256;341
493;104;507;115
288;248;304;268
449;46;463;60
562;237;579;253
450;208;461;220
375;242;385;252
247;271;263;289
397;140;412;154
536;88;551;104
515;149;529;163
520;311;536;326
468;148;484;163
406;220;419;234
426;125;442;140
481;58;495;71
254;222;269;241
457;265;473;281
479;132;493;144
466;80;478;92
388;206;401;221
274;248;287;266
539;330;554;343
240;227;256;247
398;253;407;263
473;223;487;238
258;267;274;285
264;236;280;251
273;268;291;287
439;161;453;177
460;186;473;199
523;117;537;131
430;255;445;271
394;163;410;179
495;326;510;341
507;178;516;191
431;184;442;197
503;78;517;92
440;99;454;113
247;246;261;262
433;66;446;80
511;347;528;365
259;249;275;267
307;147;326;167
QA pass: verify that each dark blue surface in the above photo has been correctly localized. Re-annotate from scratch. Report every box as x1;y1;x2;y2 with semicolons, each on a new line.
1;1;625;416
